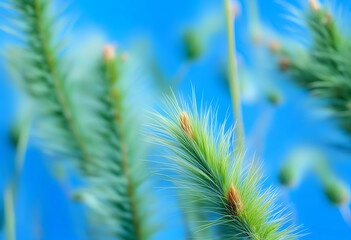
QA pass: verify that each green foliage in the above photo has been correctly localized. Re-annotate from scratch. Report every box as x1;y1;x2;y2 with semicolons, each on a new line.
149;94;298;240
278;3;351;136
3;0;158;239
266;90;283;106
182;30;203;61
324;178;349;206
279;164;296;187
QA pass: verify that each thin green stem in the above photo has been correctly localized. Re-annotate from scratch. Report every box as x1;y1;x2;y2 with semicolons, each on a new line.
4;187;15;240
224;0;245;156
14;119;30;188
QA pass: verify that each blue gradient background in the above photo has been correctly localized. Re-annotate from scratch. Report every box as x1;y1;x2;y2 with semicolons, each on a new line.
1;0;351;239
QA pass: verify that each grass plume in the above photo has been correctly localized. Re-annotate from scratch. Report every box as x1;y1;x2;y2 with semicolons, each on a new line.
275;1;351;137
2;0;159;239
149;94;298;240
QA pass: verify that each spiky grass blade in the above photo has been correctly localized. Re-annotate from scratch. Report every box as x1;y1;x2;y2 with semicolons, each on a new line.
149;95;298;240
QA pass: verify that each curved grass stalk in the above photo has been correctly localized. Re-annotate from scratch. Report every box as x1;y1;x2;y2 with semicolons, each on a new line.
149;94;298;240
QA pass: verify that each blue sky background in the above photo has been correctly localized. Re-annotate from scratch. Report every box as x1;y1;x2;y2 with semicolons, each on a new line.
1;0;351;239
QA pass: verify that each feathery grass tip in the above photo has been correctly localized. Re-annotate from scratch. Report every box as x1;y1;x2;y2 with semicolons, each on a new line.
150;94;299;240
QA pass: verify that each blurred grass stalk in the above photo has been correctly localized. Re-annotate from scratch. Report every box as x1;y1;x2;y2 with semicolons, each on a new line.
269;0;351;225
279;146;351;225
4;188;15;240
273;0;351;137
4;116;31;240
244;0;283;156
246;0;260;43
224;0;245;158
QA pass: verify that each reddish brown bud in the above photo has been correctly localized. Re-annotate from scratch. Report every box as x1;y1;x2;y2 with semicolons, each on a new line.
227;184;243;215
179;111;193;139
279;57;290;72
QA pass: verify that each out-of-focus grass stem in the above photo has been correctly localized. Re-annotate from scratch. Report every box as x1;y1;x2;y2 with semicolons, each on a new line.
224;0;245;158
14;119;31;189
4;187;15;240
246;0;261;42
339;205;351;227
170;61;190;88
4;118;31;240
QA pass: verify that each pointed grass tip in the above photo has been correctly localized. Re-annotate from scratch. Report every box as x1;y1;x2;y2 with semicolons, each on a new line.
103;44;116;61
227;184;243;215
179;111;194;139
